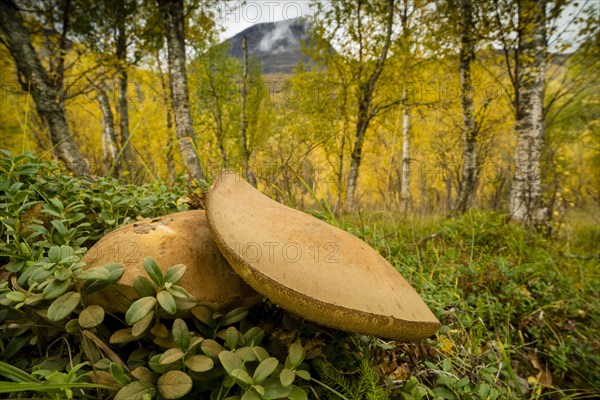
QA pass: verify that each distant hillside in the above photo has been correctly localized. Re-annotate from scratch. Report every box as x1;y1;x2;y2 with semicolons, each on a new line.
224;18;313;74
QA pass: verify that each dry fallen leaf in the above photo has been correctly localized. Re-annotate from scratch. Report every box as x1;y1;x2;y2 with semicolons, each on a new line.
536;370;553;387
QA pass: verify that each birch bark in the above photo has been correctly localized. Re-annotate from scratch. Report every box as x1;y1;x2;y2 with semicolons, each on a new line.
510;0;547;226
157;0;205;183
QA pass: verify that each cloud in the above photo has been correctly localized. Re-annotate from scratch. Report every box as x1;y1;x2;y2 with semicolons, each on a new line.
258;20;295;54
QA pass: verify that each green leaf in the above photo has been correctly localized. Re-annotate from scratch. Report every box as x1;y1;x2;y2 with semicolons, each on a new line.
110;363;131;386
219;351;243;375
231;368;253;386
125;297;157;325
184;355;214;373
78;305;105;328
225;326;239;350
110;328;136;344
235;347;258;363
253;385;265;396
295;370;310;380
133;276;156;297
65;319;79;334
58;246;74;261
3;334;31;359
0;382;117;394
51;220;67;236
188;337;204;352
48;246;61;263
241;390;260;400
192;305;215;326
114;381;156;400
150;322;169;338
244;327;264;346
30;266;53;282
479;383;490;398
132;310;155;336
131;367;153;383
253;358;279;385
172;318;190;350
6;291;27;303
221;307;249;326
287;342;305;369
42;278;71;299
77;268;110;281
49;198;64;212
23;293;43;307
0;360;40;383
149;354;180;374
5;261;25;273
143;257;163;286
288;385;308;400
164;264;186;284
201;339;225;358
280;368;295;387
442;358;452;372
167;285;190;299
159;348;185;365
157;290;176;315
456;376;470;388
490;388;499;400
157;370;192;399
60;255;79;265
53;267;72;281
47;292;81;321
432;387;457;400
81;264;124;295
253;347;270;362
263;380;293;399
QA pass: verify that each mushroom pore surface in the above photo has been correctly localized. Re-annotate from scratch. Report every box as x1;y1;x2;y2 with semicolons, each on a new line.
205;171;440;341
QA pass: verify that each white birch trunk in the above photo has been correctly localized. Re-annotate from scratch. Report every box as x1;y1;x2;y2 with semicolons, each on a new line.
240;34;256;186
455;0;478;214
0;0;89;175
344;0;395;211
97;88;118;176
400;105;412;213
157;0;205;183
510;0;547;227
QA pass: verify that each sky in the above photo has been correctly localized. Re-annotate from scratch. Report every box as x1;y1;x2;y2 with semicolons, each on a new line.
214;0;596;51
216;1;318;40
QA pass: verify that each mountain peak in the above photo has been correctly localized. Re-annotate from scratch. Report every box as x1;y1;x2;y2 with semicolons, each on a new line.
225;18;313;74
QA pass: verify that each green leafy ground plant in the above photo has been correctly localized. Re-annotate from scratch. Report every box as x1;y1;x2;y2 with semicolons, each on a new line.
1;151;598;399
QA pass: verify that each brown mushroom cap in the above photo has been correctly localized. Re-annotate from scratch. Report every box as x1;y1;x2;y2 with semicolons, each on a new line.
205;171;441;341
81;210;258;314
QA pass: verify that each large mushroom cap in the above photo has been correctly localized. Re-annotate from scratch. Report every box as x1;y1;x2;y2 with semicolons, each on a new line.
206;171;440;341
81;210;258;314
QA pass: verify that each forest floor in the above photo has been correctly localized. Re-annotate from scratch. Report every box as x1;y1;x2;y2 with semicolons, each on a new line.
1;151;598;399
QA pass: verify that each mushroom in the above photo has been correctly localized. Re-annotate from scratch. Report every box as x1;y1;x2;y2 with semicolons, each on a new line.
81;210;258;315
205;171;440;341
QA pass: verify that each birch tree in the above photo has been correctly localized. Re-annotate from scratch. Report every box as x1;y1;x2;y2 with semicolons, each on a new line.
114;0;136;175
240;34;255;186
192;42;238;169
157;0;206;183
0;0;89;175
486;0;573;227
399;96;412;212
97;86;119;175
314;0;396;210
509;0;548;226
81;0;140;177
454;0;479;213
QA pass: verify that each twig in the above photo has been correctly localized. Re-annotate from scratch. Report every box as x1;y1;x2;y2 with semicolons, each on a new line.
416;232;441;246
559;252;600;260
